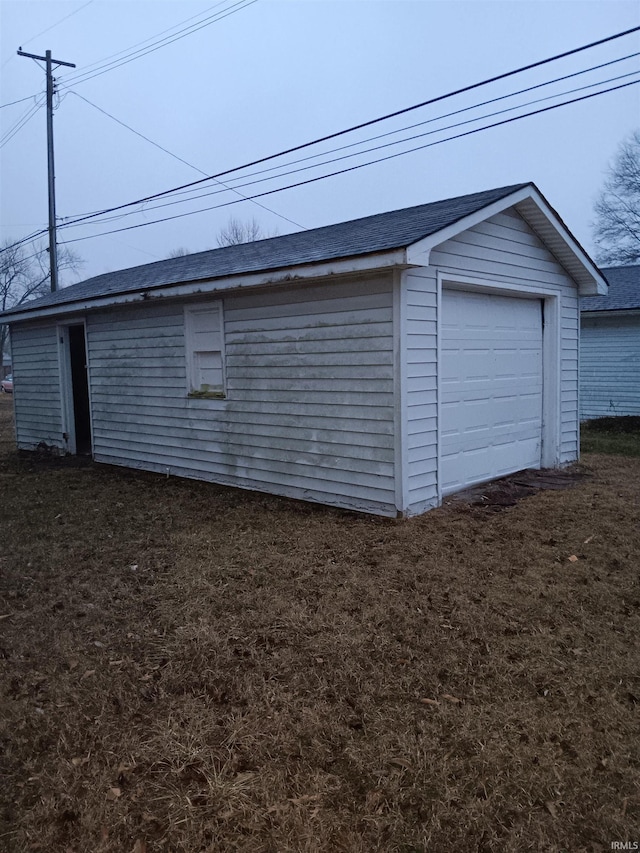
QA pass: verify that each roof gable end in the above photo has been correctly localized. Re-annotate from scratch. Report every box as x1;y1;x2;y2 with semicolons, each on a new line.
406;184;606;296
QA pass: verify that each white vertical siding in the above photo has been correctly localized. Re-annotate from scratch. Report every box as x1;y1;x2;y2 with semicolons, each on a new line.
87;276;397;515
580;314;640;418
403;268;438;513
428;208;581;467
10;323;63;450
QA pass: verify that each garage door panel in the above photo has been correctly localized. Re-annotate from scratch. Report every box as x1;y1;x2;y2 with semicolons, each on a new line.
442;438;541;481
442;450;493;485
443;329;540;343
442;353;540;383
440;290;543;495
442;387;541;410
442;423;540;452
444;413;541;438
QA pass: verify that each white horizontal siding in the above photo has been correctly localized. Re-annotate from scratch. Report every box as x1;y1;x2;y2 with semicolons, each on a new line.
86;276;397;515
580;314;640;418
429;207;581;466
89;401;394;435
403;268;438;512
560;297;579;459
10;323;63;451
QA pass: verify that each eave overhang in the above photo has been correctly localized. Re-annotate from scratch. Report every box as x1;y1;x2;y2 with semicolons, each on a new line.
0;249;409;325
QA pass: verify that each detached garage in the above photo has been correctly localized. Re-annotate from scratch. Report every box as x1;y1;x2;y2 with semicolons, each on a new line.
0;183;606;517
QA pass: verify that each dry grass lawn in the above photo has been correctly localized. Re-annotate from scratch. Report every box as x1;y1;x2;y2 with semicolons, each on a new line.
0;393;639;852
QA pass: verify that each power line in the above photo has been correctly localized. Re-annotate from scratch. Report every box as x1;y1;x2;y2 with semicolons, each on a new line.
3;247;47;265
57;77;640;248
1;1;262;253
19;1;95;49
211;50;640;190
67;91;306;230
0;226;49;251
57;0;230;80
50;24;640;230
3;25;639;257
4;64;638;255
0;100;40;146
1;1;256;109
68;93;221;174
57;0;259;88
66;56;639;225
0;96;46;147
59;64;640;232
0;92;43;109
0;0;228;106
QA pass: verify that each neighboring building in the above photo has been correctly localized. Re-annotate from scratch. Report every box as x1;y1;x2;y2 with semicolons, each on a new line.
0;183;605;517
1;354;10;379
580;264;640;420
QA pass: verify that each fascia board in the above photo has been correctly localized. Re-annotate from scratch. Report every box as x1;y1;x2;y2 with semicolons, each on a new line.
2;249;408;325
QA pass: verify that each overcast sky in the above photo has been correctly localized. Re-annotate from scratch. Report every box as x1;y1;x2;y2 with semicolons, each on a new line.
1;0;639;285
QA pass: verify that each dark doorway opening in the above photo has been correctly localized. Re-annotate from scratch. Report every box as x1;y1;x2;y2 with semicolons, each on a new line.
68;324;92;455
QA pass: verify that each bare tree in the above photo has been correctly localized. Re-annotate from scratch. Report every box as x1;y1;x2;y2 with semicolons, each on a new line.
166;247;190;259
216;217;268;248
0;240;82;357
593;129;640;266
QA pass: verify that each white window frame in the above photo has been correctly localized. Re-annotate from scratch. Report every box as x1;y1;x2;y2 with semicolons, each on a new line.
184;301;226;398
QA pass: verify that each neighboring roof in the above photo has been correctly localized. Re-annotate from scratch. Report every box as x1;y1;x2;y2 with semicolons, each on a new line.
0;181;605;322
581;264;640;312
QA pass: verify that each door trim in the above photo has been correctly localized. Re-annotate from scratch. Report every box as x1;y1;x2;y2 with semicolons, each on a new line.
57;321;93;456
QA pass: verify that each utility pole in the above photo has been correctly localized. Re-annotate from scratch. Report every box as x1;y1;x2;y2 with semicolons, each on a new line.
17;49;75;292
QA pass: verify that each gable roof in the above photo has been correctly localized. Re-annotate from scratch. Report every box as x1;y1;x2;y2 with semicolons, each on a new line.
1;182;605;322
581;264;640;312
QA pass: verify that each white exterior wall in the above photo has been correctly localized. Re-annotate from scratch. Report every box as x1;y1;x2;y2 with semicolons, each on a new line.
580;313;640;418
403;207;580;514
86;275;397;515
10;322;64;451
403;268;438;513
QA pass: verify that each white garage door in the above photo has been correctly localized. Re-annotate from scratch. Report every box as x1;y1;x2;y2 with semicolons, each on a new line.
440;289;543;495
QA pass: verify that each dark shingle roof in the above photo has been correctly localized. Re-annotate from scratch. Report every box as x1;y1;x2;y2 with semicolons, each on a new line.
581;264;640;312
2;183;529;318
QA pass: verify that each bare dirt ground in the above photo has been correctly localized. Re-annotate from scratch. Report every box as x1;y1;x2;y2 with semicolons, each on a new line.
0;393;639;852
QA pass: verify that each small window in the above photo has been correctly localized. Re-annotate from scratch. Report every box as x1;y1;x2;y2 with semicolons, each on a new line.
184;302;226;398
